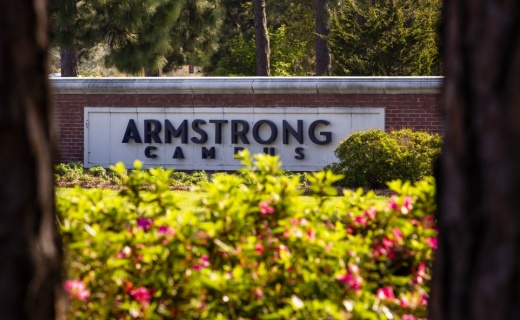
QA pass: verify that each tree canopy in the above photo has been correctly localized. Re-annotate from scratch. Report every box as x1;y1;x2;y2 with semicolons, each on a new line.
51;0;224;76
52;0;442;76
328;0;441;76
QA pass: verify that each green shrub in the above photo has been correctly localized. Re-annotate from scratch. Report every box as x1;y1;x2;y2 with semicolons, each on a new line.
58;152;436;319
87;165;107;179
54;162;85;181
188;171;209;184
54;163;69;176
170;171;210;187
329;129;442;189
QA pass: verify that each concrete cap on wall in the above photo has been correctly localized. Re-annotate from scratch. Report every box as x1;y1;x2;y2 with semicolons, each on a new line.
51;77;442;95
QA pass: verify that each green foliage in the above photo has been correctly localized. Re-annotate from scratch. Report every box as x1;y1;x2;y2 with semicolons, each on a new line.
164;0;225;70
52;0;225;75
58;151;436;319
328;129;442;189
328;0;441;76
170;171;210;187
214;34;256;75
51;0;103;52
102;0;185;74
55;162;85;181
87;165;107;179
215;26;313;76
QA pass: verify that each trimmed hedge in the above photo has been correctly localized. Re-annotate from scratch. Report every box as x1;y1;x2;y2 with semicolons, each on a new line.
58;151;436;319
328;129;442;189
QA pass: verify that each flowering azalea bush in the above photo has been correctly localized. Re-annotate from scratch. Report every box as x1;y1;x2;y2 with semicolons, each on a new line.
57;151;437;319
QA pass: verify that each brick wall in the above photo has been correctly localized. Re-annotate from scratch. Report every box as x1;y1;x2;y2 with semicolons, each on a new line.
51;78;443;163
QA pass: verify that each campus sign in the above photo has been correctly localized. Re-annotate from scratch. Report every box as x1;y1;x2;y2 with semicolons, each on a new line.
84;107;385;170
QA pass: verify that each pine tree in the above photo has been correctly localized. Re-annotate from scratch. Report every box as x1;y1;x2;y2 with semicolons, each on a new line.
163;0;225;71
101;0;185;75
328;0;441;76
52;0;104;76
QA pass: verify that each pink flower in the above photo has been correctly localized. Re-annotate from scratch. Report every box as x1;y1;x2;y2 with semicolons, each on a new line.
392;227;404;242
158;226;174;236
336;272;363;293
382;237;395;248
388;196;413;214
388;196;399;210
118;245;132;258
336;273;348;283
201;255;210;267
306;228;316;241
194;255;210;270
424;215;436;228
354;215;367;226
364;206;377;220
255;243;264;254
398;291;429;309
420;293;428;306
403;196;413;211
372;237;397;258
376;286;396;300
336;265;363;293
137;217;153;231
254;288;264;299
413;262;427;284
402;315;416;320
130;286;152;304
64;280;90;300
399;296;410;308
259;200;275;215
427;237;438;249
349;264;360;275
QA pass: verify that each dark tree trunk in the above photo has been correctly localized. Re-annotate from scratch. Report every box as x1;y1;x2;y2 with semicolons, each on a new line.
0;0;64;319
60;47;78;77
253;0;270;76
315;0;331;76
431;0;520;319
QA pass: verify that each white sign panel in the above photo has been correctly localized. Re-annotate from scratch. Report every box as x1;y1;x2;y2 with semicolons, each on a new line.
84;107;385;170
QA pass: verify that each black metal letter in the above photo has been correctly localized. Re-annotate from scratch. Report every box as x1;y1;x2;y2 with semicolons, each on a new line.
262;147;276;155
253;120;278;144
202;147;216;159
144;119;162;143
165;119;188;144
283;120;304;144
122;119;142;143
191;119;208;144
209;120;228;144
172;147;185;159
144;146;158;158
309;120;332;145
231;120;250;144
294;147;305;160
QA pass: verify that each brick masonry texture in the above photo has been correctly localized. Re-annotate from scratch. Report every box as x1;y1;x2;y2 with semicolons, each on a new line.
52;93;443;163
